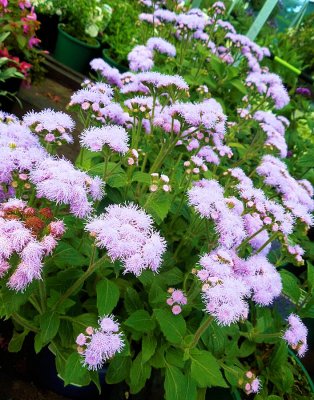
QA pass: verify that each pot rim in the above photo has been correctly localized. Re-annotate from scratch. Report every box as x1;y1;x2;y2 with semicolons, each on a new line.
57;24;100;49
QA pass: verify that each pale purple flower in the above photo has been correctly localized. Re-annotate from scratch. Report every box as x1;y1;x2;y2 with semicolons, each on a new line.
188;179;246;248
80;125;129;154
146;37;176;57
0;198;63;291
30;158;104;218
86;204;166;275
128;45;154;72
77;315;124;370
256;155;314;226
90;59;122;87
246;72;290;109
22;109;75;143
283;313;308;357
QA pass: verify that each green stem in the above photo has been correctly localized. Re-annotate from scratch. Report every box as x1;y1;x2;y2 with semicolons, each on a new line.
254;232;279;255
190;316;213;349
197;388;207;400
236;226;267;251
12;313;39;333
53;253;108;311
29;294;42;314
38;280;47;312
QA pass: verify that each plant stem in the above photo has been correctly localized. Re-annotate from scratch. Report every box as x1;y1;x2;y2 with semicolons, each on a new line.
53;253;108;311
12;313;39;333
197;388;207;400
190;316;213;349
236;226;266;251
254;232;279;255
38;280;46;312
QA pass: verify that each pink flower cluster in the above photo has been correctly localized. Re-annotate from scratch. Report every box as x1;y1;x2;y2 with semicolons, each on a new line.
253;111;289;157
85;204;166;276
23;109;75;144
257;155;314;227
80;125;129;154
0;198;65;291
76;315;124;370
283;313;308;357
30;158;104;218
166;288;187;314
197;247;282;325
243;371;261;395
246;72;290;110
188;179;246;249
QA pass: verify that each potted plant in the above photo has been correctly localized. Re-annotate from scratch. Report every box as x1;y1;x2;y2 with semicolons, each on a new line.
53;0;112;74
0;0;46;84
0;32;32;111
101;0;142;72
31;0;63;54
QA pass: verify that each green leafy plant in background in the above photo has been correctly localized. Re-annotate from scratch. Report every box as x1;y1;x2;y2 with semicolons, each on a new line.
101;0;143;65
60;0;112;45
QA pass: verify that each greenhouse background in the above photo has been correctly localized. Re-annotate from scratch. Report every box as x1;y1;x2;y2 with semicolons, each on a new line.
0;0;313;399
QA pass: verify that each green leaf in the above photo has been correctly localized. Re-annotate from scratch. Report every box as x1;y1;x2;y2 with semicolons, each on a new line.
157;268;184;285
307;261;314;292
280;270;301;303
8;329;29;352
39;311;60;344
64;352;90;386
124;287;142;314
142;334;157;362
106;356;131;384
165;366;197;400
132;171;151;185
229;79;247;94
149;282;166;306
165;348;185;368
267;396;282;400
124;310;155;333
190;349;227;388
107;173;128;188
239;340;256;357
145;192;172;224
96;278;120;315
154;309;186;344
52;242;87;268
129;352;151;394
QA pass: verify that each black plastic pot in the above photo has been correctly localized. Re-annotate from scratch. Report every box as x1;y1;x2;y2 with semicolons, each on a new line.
0;77;22;113
35;347;107;399
37;13;59;54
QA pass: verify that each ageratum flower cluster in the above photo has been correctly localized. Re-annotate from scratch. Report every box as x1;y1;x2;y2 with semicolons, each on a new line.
76;315;124;370
0;198;65;291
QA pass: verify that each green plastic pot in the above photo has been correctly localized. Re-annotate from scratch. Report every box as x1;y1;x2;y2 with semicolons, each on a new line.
102;48;128;73
54;24;101;74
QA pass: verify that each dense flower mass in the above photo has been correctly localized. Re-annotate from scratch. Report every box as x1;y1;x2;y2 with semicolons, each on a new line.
188;179;246;249
197;248;282;325
283;314;308;357
22;109;75;144
76;315;124;370
0;198;64;291
30;158;104;218
80;125;129;154
85;204;166;275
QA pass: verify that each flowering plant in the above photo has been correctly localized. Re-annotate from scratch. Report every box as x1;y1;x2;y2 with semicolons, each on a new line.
0;1;313;399
30;0;63;17
60;0;112;44
0;0;45;82
0;31;29;102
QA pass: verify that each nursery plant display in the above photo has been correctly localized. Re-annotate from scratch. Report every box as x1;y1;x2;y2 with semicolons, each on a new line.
53;0;112;73
0;1;314;400
0;0;45;84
